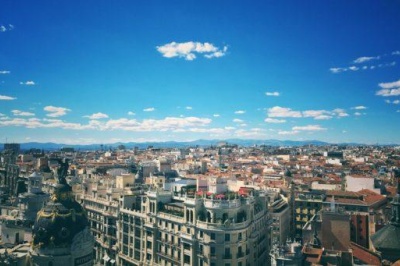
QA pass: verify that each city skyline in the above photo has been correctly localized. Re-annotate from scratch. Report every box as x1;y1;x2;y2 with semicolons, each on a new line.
1;1;400;145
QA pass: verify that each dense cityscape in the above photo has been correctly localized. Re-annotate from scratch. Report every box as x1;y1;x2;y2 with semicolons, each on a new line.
2;1;400;265
0;142;399;265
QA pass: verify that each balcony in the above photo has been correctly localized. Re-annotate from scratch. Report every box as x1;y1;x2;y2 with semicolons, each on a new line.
224;254;232;259
196;219;251;230
203;198;241;209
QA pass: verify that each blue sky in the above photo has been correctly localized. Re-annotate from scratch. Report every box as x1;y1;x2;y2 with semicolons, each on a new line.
1;1;400;144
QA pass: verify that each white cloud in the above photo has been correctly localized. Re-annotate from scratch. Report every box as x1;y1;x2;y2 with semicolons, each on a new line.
393;51;400;55
332;108;349;117
143;107;155;112
378;79;400;89
302;110;331;119
213;114;220;117
234;128;267;138
377;88;400;97
185;106;193;110
12;110;35;116
44;106;71;117
156;41;228;60
376;79;400;97
127;111;136;116
84;112;109;119
292;125;326;131
204;46;228;59
265;118;286;123
314;115;333;120
0;116;214;133
267;106;302;118
330;67;347;74
265;92;280;96
348;66;359;71
20;81;35;85
0;24;14;32
233;118;244;123
234;110;246;114
0;70;10;74
278;130;299;135
0;95;16;100
353;56;379;64
393;100;400;105
352;106;367;110
354;112;362;116
267;106;349;120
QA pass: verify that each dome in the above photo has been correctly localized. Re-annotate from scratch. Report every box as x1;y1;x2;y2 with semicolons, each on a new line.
32;182;88;249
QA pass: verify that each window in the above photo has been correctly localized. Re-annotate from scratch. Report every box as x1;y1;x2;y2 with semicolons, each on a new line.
211;233;215;240
225;247;231;259
184;255;190;264
225;234;230;241
199;230;203;238
238;232;242;240
210;246;215;255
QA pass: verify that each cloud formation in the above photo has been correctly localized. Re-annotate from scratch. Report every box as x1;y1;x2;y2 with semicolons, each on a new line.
234;110;246;114
266;106;349;120
143;107;155;112
0;70;10;74
12;110;35;116
20;81;35;86
265;92;280;96
353;56;380;64
376;79;400;97
267;106;302;118
351;106;367;110
44;106;71;117
127;111;135;116
0;24;14;32
330;51;397;73
84;112;109;119
156;42;228;60
265;118;286;123
292;125;326;131
0;95;16;100
0;116;213;133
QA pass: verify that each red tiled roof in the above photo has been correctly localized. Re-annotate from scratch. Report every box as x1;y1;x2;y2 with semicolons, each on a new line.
350;242;381;266
357;189;386;205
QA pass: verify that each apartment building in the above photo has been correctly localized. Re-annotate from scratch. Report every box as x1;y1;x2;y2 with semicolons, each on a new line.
117;188;271;266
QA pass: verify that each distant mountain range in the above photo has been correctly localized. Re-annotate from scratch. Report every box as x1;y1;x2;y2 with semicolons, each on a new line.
0;139;377;151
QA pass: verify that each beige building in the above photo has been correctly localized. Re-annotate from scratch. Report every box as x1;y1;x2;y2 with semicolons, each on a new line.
117;188;271;266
